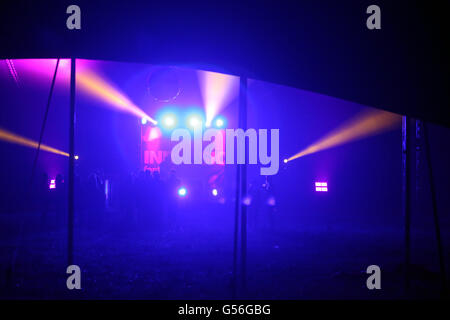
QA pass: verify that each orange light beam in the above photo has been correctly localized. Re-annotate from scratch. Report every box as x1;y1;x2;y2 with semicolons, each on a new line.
286;109;402;162
0;128;69;157
76;69;157;124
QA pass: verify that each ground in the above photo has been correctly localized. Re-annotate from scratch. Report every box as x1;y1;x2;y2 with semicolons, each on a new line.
0;209;446;299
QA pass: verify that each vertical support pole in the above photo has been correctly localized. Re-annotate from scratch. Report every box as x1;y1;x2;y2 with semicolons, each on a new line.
31;59;60;187
415;120;422;206
140;124;143;170
232;75;248;298
68;58;76;266
402;116;411;295
239;76;248;294
423;122;447;296
232;146;241;298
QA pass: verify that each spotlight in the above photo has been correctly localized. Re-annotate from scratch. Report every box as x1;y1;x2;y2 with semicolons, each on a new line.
283;159;288;163
163;115;175;127
315;182;328;192
286;110;401;162
212;188;218;196
188;115;201;128
49;179;56;189
141;117;148;125
214;116;226;129
178;187;187;197
160;113;177;129
74;155;79;160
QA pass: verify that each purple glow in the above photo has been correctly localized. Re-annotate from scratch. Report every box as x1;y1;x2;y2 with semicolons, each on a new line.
242;195;252;206
105;179;109;200
267;196;276;206
5;59;20;87
49;179;56;189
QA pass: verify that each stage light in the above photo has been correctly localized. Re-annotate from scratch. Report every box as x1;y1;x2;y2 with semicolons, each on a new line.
315;182;328;192
74;155;79;160
286;109;401;162
212;188;218;196
163;115;176;128
213;116;227;129
188;115;202;128
283;159;288;163
49;179;56;189
141;117;148;125
178;187;187;197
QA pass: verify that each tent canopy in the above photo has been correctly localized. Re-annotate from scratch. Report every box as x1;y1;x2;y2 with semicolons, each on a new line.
0;1;448;126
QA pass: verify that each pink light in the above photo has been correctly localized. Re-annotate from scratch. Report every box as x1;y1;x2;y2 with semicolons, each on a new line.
148;127;162;140
49;179;56;189
8;59;156;124
11;59;71;85
5;59;20;86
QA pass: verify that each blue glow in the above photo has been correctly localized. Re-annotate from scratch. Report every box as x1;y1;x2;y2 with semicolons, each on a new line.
162;114;176;128
184;108;205;130
178;187;187;197
187;115;202;128
156;109;179;133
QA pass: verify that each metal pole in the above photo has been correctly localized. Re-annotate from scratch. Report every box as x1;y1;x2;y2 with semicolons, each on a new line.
415;120;422;210
232;75;248;298
239;76;248;294
68;58;76;266
7;58;60;291
232;149;241;298
30;59;60;186
423;121;447;296
402;116;411;295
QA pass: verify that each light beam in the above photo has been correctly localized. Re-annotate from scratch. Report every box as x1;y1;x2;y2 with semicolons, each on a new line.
77;69;157;124
286;109;401;162
0;128;69;157
197;70;238;127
